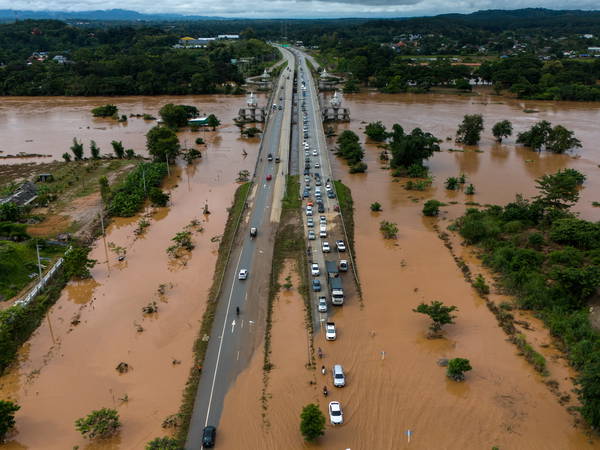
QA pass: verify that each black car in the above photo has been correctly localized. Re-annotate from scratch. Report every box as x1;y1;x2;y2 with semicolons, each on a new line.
304;168;310;175
202;425;216;447
327;191;336;199
317;202;325;213
267;153;273;161
303;189;310;198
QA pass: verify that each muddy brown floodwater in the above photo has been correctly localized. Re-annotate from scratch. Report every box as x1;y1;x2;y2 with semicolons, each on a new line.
216;91;600;449
0;95;265;448
0;95;264;164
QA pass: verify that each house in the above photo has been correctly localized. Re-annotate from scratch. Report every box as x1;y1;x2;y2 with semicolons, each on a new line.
52;55;67;64
188;117;209;127
218;34;239;40
178;37;215;48
588;47;600;53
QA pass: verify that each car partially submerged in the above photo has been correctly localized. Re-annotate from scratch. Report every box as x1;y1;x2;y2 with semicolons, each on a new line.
328;401;343;425
326;322;336;340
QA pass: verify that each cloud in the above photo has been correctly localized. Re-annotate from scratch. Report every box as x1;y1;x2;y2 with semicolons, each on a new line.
1;0;599;18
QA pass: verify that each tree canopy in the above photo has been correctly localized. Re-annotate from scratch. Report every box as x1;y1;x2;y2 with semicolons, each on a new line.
300;403;325;442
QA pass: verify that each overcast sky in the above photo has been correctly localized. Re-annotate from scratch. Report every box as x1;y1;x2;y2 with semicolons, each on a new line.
1;0;599;18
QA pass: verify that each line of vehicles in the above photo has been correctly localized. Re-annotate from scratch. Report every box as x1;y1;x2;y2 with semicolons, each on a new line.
296;57;349;427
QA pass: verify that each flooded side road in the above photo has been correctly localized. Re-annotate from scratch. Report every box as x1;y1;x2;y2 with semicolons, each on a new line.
216;91;600;449
0;95;262;449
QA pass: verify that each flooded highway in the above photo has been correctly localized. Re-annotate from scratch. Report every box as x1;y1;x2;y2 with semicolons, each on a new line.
2;90;600;448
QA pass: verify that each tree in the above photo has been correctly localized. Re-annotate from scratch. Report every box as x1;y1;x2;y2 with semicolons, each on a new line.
207;114;221;131
389;125;439;169
413;300;458;336
579;356;600;428
423;199;443;216
370;202;382;212
456;114;484;145
365;121;388;142
343;78;359;93
517;120;552;151
99;176;111;204
111;140;125;158
349;162;367;173
75;408;121;440
546;125;582;154
300;403;325;442
336;130;364;166
379;220;398;239
70;138;84;160
64;246;97;279
455;78;472;91
447;358;472;381
91;104;118;117
465;184;476;195
62;152;72;162
0;202;23;222
146;437;182;449
0;400;19;442
159;103;190;128
492;120;513;143
195;138;205;145
90;140;101;159
146;126;180;163
535;169;585;211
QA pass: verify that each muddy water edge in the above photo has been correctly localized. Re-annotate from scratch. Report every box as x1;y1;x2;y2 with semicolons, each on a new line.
216;91;600;450
0;95;263;448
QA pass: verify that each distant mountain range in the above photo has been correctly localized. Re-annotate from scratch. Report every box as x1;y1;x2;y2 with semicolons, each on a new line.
0;7;599;23
0;8;227;21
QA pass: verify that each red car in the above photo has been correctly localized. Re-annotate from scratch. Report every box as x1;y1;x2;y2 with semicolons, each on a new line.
266;174;272;181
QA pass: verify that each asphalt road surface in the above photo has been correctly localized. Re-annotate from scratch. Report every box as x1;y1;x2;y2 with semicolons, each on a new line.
185;46;295;449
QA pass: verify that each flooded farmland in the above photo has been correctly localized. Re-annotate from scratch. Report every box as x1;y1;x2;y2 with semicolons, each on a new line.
215;91;600;449
0;95;263;448
2;91;600;449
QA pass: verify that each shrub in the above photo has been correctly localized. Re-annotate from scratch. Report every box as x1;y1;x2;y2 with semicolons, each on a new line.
75;408;121;439
349;162;367;173
0;400;19;442
445;177;459;190
379;220;398;239
149;188;170;207
63;246;96;279
91;104;118;117
446;358;472;381
465;184;475;195
473;274;490;295
195;137;205;145
370;202;382;212
146;437;182;449
407;164;428;178
109;163;168;217
413;300;458;335
423;199;444;217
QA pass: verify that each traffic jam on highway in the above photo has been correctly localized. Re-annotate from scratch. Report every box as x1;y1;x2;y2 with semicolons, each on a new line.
296;55;351;426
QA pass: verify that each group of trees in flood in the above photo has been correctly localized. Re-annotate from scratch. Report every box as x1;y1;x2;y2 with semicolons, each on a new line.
0;20;277;95
454;169;600;428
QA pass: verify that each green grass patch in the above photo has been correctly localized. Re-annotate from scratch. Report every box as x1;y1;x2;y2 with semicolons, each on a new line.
0;268;68;373
175;181;252;444
0;240;65;301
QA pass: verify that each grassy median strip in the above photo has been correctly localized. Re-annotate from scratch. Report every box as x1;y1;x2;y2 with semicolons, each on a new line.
175;181;252;443
334;180;362;299
262;175;310;420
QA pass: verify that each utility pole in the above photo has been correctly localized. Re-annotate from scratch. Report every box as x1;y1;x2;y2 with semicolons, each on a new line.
36;241;42;279
141;164;147;196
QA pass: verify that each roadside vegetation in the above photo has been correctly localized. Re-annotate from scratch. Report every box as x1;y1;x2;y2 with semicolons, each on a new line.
174;182;251;444
300;403;326;442
453;168;600;428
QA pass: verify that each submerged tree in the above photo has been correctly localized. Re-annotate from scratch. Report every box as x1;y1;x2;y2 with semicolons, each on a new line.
492;120;513;143
364;121;388;142
70;138;84;160
146;126;180;163
75;408;121;440
111;140;125;159
456;114;484;145
534;169;586;211
413;300;458;337
207;114;221;131
447;358;472;382
300;403;325;442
